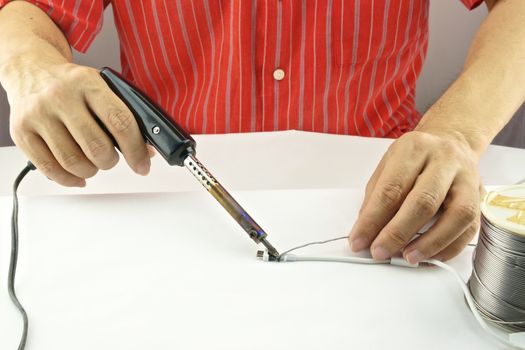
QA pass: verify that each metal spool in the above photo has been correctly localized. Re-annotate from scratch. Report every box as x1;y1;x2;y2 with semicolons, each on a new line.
468;185;525;332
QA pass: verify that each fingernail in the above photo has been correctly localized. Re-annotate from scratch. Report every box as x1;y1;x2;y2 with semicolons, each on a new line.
371;246;390;260
136;159;151;175
404;249;425;264
76;179;86;187
350;238;367;252
432;255;444;262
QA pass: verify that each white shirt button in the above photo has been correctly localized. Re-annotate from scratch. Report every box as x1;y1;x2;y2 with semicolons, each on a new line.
273;68;285;81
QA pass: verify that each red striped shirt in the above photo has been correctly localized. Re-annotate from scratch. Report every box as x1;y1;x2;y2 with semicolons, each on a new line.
1;0;482;137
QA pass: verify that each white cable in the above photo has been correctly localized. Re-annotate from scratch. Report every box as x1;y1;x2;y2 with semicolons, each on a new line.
281;254;389;264
279;254;419;268
423;258;525;350
259;251;525;349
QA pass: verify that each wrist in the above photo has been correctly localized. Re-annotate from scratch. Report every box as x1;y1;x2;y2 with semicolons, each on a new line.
0;1;72;77
0;49;69;97
414;117;489;159
414;74;498;156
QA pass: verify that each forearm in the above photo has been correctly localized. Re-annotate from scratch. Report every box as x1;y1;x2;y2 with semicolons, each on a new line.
0;1;72;89
416;0;525;155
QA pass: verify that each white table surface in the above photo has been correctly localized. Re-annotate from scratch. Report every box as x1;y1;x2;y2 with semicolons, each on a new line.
1;130;524;350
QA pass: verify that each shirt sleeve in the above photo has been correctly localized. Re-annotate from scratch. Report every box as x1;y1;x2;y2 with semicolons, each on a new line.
460;0;484;10
0;0;108;53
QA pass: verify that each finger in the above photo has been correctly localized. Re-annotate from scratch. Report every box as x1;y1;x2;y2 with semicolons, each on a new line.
84;77;150;175
479;182;487;198
349;156;387;248
17;133;86;187
360;155;388;214
401;177;480;264
147;144;157;158
61;108;119;170
370;163;456;260
349;144;427;252
430;221;479;262
37;121;98;179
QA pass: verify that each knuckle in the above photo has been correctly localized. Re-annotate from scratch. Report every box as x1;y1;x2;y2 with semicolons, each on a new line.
42;82;63;100
386;228;409;248
463;225;478;242
59;152;99;178
87;137;109;156
453;203;478;224
402;131;428;147
60;152;82;169
107;109;133;134
55;152;99;180
11;108;38;132
87;139;119;170
426;237;450;255
11;100;57;135
10;115;28;133
37;159;58;175
440;139;457;154
68;65;98;82
413;191;440;216
10;119;37;147
38;83;72;111
9;127;23;146
377;181;404;208
358;216;382;236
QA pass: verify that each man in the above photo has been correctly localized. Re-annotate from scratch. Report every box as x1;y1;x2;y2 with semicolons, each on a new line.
0;0;523;265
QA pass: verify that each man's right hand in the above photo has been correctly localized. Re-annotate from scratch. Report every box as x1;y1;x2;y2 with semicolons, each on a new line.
5;61;151;187
0;2;150;187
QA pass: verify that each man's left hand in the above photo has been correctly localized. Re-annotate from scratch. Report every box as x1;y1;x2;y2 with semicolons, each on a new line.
349;129;482;264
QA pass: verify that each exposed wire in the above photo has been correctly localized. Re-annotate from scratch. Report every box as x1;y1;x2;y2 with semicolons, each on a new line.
278;236;348;258
278;233;476;262
8;162;35;350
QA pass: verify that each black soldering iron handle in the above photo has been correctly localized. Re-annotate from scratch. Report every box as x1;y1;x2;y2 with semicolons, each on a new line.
100;67;195;166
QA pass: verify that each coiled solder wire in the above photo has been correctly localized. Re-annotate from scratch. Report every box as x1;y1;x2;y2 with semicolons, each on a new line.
468;214;525;332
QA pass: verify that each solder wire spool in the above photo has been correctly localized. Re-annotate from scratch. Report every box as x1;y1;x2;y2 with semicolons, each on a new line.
469;185;525;332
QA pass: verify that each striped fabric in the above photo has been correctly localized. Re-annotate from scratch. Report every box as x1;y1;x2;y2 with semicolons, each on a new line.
0;0;483;137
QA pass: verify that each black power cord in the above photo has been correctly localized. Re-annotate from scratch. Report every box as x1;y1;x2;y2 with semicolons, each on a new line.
8;161;35;350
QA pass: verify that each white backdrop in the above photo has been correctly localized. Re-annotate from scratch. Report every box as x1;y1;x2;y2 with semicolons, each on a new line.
0;1;521;147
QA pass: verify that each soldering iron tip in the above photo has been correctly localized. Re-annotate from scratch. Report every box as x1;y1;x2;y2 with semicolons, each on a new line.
260;238;280;259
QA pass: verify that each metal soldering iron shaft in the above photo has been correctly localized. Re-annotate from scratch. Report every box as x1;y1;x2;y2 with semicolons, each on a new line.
260;238;280;258
183;155;279;257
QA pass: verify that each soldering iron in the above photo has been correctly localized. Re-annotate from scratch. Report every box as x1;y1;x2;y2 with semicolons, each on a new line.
99;67;280;258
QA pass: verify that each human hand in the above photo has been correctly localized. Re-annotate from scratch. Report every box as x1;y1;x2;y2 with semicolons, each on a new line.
349;130;482;264
2;60;150;187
